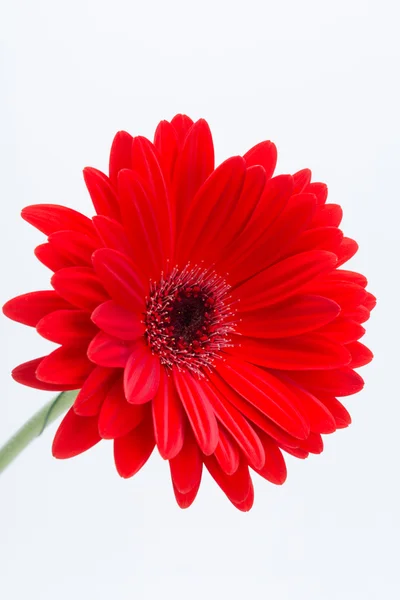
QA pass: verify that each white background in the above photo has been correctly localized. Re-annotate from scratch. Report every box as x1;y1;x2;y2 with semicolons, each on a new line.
0;1;398;598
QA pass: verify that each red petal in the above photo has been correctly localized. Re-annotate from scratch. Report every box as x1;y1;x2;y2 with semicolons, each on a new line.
92;248;145;312
363;292;377;311
22;204;95;237
52;408;101;459
208;371;302;449
171;119;214;230
287;368;364;396
316;318;365;343
3;290;71;327
281;381;336;434
204;376;265;469
212;166;265;258
91;300;144;341
304;281;367;311
304;182;328;204
124;342;160;404
237;295;340;339
131;136;173;260
286;226;343;256
232;192;317;279
297;432;324;454
109;130;133;186
317;395;352;428
170;114;194;146
48;230;98;265
344;305;370;323
169;429;202;494
152;368;185;460
173;369;219;456
51;266;108;310
264;190;319;253
204;456;253;507
293;169;312;193
113;416;155;478
336;237;358;266
83;167;120;221
231;333;351;370
74;366;116;416
230;481;254;512
233;251;337;313
36;346;93;386
253;432;287;484
326;269;368;288
282;446;309;459
347;341;374;367
254;174;294;229
153;120;178;183
219;174;293;272
92;215;134;257
177;156;246;264
243;140;277;179
214;428;240;475
172;484;200;509
99;377;147;439
118;169;164;278
87;331;133;367
35;242;73;271
12;357;75;391
217;359;309;439
36;309;98;344
310;204;343;228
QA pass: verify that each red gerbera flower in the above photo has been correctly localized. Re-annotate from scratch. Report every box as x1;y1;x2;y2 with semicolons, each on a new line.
3;114;375;511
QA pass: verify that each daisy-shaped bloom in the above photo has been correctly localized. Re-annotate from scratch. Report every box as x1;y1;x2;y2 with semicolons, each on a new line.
3;115;375;511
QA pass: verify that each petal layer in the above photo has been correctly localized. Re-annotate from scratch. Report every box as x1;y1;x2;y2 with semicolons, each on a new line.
172;369;219;456
99;378;147;439
3;291;71;327
152;368;185;459
233;251;338;312
91;300;144;341
123;343;161;404
92;248;146;312
36;309;98;344
36;346;93;386
114;416;155;478
52;409;101;458
237;295;340;339
22;204;95;237
230;334;351;370
217;359;309;439
51;267;108;310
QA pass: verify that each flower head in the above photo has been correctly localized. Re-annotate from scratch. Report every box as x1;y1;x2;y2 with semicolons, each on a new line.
3;115;375;510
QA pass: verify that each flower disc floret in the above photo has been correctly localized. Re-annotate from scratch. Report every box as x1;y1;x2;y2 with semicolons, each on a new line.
145;264;236;373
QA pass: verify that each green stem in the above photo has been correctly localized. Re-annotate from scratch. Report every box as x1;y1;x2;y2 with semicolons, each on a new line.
0;390;78;474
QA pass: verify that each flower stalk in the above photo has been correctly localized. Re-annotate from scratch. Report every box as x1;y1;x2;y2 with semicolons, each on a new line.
0;390;78;474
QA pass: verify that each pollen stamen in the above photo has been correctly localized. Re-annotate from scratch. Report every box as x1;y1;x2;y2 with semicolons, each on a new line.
144;264;236;375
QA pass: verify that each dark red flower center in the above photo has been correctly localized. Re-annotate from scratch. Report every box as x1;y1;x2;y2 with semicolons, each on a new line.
144;264;236;373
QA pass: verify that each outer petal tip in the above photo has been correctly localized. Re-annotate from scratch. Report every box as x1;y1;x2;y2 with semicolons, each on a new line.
52;408;101;459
